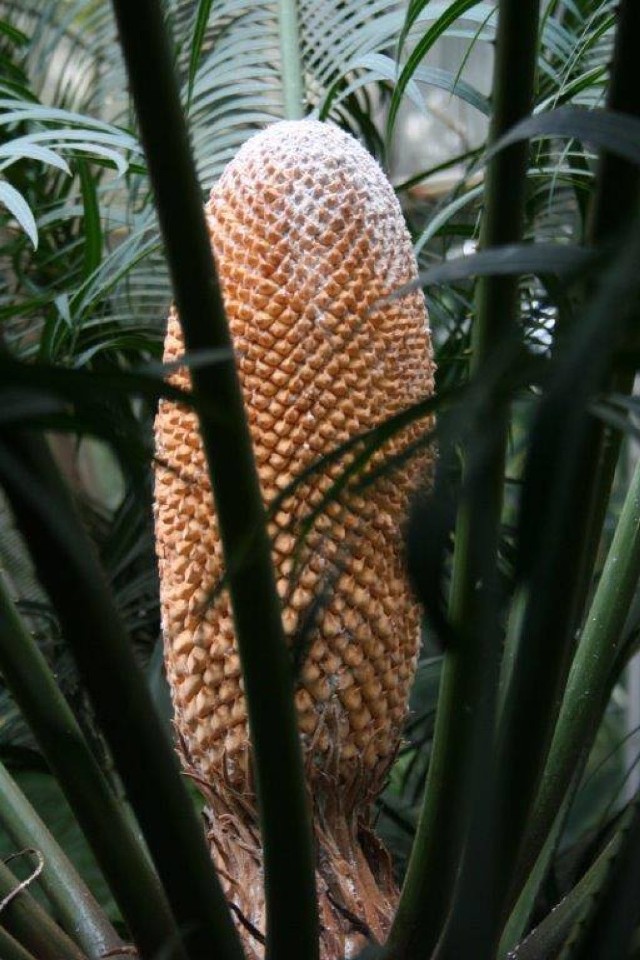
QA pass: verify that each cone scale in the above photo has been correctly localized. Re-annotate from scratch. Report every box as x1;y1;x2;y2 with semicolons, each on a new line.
154;120;435;958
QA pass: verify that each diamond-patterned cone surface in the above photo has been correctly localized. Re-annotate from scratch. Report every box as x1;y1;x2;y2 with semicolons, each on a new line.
154;119;436;957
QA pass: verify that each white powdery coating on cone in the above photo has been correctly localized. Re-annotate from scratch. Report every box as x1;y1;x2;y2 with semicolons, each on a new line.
220;120;412;291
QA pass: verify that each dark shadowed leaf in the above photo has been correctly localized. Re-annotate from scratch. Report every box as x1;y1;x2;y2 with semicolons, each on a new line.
384;243;597;305
488;106;640;168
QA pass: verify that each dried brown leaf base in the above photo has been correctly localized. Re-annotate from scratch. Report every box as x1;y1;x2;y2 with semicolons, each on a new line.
195;777;397;960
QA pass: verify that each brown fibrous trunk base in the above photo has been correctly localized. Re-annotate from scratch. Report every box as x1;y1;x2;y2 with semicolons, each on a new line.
193;778;398;960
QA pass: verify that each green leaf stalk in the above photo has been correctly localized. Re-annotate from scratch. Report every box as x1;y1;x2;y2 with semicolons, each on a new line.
108;1;318;958
385;2;540;957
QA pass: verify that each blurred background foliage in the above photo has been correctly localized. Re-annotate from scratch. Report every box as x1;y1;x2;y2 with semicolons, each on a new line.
0;0;639;958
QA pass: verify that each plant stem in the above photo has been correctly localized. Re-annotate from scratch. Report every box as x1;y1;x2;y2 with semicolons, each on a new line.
499;782;573;954
0;434;243;960
0;927;38;960
0;568;183;960
570;0;640;620
509;825;626;960
0;857;86;960
588;0;640;242
501;0;640;909
569;797;640;960
101;3;319;958
520;452;640;885
278;0;305;119
385;3;539;957
497;214;640;933
0;758;126;960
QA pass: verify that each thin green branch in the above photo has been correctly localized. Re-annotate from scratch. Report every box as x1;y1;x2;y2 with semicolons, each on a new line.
0;569;182;960
278;0;305;119
385;3;540;957
0;758;126;960
0;857;86;960
0;435;242;960
87;3;319;958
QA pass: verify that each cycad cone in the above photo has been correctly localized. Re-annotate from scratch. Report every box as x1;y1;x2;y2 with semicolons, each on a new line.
154;120;435;958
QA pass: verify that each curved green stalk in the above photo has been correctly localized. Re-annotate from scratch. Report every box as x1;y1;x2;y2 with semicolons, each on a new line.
385;3;540;957
278;0;305;119
500;0;640;914
569;0;640;625
0;857;86;960
0;926;39;960
568;798;640;959
0;759;126;960
497;213;640;940
499;789;573;954
508;826;626;960
108;2;318;958
520;453;640;885
0;569;183;960
0;434;244;960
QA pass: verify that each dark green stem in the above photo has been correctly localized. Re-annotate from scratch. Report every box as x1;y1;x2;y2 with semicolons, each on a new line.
0;433;243;960
385;3;539;957
98;3;319;958
0;857;86;960
588;1;640;242
498;225;640;937
0;757;126;960
509;826;626;960
569;798;640;960
518;451;640;892
0;926;39;960
502;0;640;910
502;449;640;949
0;567;182;960
571;0;640;619
499;789;574;954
